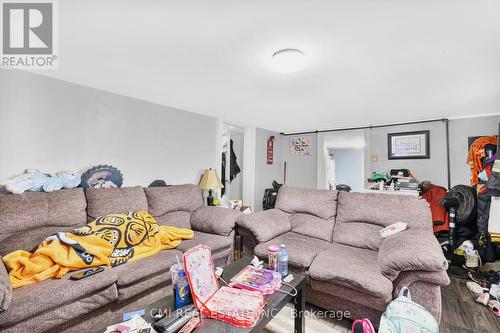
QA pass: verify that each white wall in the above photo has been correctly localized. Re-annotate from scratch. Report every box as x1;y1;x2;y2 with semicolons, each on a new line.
280;134;317;189
369;121;448;186
254;128;282;211
0;70;217;186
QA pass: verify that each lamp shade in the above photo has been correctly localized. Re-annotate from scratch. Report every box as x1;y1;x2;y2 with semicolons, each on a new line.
198;169;224;190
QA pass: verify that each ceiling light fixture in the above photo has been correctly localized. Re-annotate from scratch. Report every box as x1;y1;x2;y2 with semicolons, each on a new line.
271;48;306;73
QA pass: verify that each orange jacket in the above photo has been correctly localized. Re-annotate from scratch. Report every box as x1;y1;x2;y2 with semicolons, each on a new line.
467;136;497;186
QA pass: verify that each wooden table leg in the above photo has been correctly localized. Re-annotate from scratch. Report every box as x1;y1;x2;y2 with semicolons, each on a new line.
294;286;305;333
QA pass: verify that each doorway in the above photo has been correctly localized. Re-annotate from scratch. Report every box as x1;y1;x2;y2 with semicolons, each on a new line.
218;123;245;207
318;130;366;192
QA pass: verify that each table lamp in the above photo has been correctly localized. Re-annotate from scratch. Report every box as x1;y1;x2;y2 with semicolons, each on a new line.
198;169;224;206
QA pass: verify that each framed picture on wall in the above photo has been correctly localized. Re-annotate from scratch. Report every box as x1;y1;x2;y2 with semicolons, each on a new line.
388;130;430;159
290;136;312;156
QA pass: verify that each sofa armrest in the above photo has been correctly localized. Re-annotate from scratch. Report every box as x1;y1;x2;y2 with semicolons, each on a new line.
0;257;13;312
378;229;448;280
191;206;242;236
236;209;291;243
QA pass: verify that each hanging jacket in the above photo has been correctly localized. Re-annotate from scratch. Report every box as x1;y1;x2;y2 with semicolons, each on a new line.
467;136;497;186
422;184;449;233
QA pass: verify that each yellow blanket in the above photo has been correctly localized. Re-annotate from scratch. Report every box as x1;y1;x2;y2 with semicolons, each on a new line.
2;211;194;288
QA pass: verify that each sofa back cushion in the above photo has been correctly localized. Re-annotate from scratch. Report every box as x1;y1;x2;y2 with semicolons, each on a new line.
144;184;203;228
85;186;148;221
333;191;432;250
275;187;338;242
290;213;335;242
0;189;87;255
275;187;339;219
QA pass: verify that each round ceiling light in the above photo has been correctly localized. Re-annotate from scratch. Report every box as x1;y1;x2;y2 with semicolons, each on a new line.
271;48;306;73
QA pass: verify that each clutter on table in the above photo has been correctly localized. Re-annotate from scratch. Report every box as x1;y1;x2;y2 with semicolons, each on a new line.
182;244;266;328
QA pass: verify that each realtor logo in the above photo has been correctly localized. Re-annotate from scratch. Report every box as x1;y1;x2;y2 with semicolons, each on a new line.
1;0;57;68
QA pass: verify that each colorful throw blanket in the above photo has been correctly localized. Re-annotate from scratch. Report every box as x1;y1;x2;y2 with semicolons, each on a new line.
2;211;194;288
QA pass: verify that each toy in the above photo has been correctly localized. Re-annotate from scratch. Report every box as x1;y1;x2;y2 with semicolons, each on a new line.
80;165;123;188
5;169;81;194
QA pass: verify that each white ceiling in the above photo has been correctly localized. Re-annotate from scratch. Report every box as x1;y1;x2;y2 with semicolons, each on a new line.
36;0;500;132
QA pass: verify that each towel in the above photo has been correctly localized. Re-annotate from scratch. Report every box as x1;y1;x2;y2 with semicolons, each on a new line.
2;211;194;288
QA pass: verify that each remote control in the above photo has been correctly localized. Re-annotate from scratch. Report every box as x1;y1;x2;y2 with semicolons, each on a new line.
178;317;201;333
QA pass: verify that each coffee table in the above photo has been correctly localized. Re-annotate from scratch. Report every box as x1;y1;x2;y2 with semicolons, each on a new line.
143;257;306;333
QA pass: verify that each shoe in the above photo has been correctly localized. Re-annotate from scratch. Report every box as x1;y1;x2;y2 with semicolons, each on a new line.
468;271;500;289
466;281;486;294
488;300;500;317
463;249;481;270
476;293;490;306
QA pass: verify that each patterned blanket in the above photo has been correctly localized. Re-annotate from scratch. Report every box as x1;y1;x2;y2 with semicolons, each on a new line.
3;211;194;288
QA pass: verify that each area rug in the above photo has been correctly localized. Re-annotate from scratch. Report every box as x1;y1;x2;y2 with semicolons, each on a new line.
263;304;352;333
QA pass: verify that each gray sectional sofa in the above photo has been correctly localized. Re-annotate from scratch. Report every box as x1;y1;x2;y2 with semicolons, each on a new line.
237;186;450;325
0;184;241;333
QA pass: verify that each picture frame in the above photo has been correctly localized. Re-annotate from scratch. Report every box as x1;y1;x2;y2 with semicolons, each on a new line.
388;130;430;160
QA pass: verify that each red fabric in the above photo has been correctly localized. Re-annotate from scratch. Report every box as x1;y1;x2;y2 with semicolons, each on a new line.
422;185;449;233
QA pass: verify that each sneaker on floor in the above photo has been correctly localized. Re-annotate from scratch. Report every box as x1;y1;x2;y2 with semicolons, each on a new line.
463;249;481;270
488;300;500;317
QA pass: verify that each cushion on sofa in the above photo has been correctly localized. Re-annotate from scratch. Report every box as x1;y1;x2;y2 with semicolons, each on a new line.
378;229;448;280
112;249;182;302
290;213;335;242
275;187;338;219
191;206;241;236
254;232;331;269
237;209;291;243
0;259;12;312
308;243;393;301
85;186;148;221
0;267;118;327
0;189;87;255
156;211;192;229
144;185;204;216
333;191;432;250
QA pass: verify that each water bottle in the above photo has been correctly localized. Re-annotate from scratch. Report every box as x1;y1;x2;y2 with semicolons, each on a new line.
278;244;288;278
175;269;191;308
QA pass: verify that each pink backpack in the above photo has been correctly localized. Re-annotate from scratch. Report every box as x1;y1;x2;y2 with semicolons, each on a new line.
352;318;376;333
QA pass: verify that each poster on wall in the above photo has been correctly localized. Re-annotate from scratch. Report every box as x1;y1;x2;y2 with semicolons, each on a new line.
388;131;430;159
290;136;312;156
267;136;275;164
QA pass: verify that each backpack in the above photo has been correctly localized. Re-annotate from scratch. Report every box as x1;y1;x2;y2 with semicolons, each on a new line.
352;318;376;333
378;287;439;333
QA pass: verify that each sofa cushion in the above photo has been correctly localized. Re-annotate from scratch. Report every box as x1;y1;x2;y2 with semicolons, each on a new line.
0;267;118;327
0;189;87;255
156;211;192;229
112;249;182;302
308;243;392;301
290;213;335;242
275;187;338;219
176;231;233;257
0;258;12;312
0;284;117;332
144;185;204;216
310;280;389;311
191;206;241;236
254;232;331;269
237;209;291;243
333;191;432;250
85;186;148;221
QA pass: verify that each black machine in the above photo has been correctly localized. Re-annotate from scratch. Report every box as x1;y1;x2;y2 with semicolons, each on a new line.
439;196;461;265
263;181;283;210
